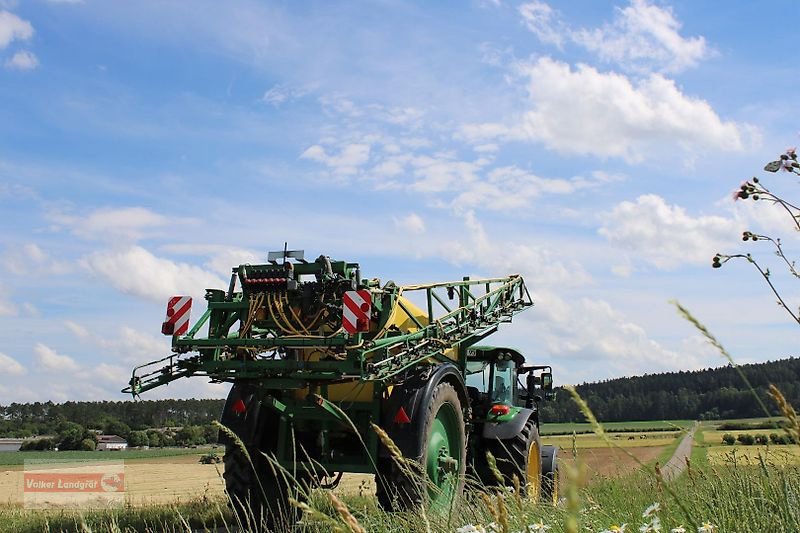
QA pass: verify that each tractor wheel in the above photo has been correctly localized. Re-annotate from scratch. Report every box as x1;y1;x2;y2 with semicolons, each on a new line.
223;443;307;531
488;417;542;500
376;382;466;512
541;445;559;504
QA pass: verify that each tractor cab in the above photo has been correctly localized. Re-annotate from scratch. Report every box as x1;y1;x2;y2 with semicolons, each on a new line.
465;346;554;426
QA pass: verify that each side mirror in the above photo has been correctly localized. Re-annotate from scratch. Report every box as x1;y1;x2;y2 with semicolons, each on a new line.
541;372;554;400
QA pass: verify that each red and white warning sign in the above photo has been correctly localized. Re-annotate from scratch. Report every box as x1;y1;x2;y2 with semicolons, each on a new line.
342;290;371;334
161;296;192;336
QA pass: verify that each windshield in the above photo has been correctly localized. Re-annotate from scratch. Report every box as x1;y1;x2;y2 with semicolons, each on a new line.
490;360;515;404
465;361;489;392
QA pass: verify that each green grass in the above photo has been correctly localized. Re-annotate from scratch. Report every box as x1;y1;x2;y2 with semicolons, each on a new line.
0;447;213;466
4;461;798;532
540;419;694;436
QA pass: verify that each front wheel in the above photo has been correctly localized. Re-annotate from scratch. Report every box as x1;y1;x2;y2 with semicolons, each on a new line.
488;418;542;500
541;444;559;504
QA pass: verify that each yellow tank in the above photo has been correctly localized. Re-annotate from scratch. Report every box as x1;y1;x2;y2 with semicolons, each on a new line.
293;294;454;401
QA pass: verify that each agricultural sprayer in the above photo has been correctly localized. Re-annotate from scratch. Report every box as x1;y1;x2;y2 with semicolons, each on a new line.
124;249;558;529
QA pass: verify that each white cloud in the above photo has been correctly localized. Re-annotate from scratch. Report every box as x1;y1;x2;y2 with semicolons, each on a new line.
519;0;711;74
599;194;737;269
64;320;90;339
66;320;169;364
81;245;226;303
262;83;315;105
531;290;705;376
450;165;600;211
519;1;565;47
0;10;32;49
94;363;128;384
3;243;70;275
5;49;37;70
443;210;592;288
407;155;485;193
393;213;426;235
33;343;80;372
300;143;371;175
49;206;183;242
0;352;25;376
464;57;753;162
573;0;710;73
160;243;263;277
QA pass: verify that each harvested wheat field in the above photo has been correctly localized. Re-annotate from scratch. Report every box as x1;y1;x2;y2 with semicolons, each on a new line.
0;444;666;507
0;454;226;507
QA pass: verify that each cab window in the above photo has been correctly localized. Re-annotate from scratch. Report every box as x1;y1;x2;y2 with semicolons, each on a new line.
490;360;515;404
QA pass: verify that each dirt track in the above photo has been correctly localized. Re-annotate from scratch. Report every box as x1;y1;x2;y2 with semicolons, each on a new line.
660;423;697;481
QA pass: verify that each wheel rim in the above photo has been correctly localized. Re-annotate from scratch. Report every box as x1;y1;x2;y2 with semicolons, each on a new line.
526;439;541;501
425;401;462;509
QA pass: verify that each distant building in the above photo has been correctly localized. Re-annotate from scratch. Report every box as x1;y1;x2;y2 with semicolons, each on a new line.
96;435;128;451
0;438;25;452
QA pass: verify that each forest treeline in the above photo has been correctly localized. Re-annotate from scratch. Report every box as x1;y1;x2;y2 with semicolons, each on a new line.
0;398;225;441
540;357;800;423
2;357;799;440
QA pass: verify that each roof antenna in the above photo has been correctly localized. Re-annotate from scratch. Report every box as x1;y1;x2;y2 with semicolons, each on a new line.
283;242;288;266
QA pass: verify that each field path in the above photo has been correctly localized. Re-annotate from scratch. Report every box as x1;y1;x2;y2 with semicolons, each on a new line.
661;422;697;481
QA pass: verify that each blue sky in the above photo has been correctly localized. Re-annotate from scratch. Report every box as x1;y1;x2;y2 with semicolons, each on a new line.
1;0;798;403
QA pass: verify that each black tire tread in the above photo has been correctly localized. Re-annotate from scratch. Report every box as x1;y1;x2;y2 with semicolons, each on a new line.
488;418;541;497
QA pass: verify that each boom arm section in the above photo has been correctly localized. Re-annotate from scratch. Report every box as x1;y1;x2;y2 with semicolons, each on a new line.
123;253;533;397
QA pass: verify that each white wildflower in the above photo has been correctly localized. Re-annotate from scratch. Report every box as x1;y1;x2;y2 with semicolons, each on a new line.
697;523;715;533
529;520;551;532
600;525;627;533
456;525;487;533
642;503;661;518
670;527;686;533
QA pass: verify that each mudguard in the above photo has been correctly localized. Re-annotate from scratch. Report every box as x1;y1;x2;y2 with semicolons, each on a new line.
541;444;558;476
380;363;469;459
482;408;536;440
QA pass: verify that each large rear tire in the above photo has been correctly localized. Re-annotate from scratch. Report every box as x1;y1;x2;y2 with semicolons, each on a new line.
224;443;307;531
376;382;467;512
488;417;542;500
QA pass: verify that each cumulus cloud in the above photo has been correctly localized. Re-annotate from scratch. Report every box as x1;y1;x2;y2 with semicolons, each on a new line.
5;49;37;70
34;343;80;372
0;351;26;376
519;0;711;73
161;244;263;278
463;57;753;162
599;194;737;269
81;245;226;303
0;10;33;49
531;289;705;376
